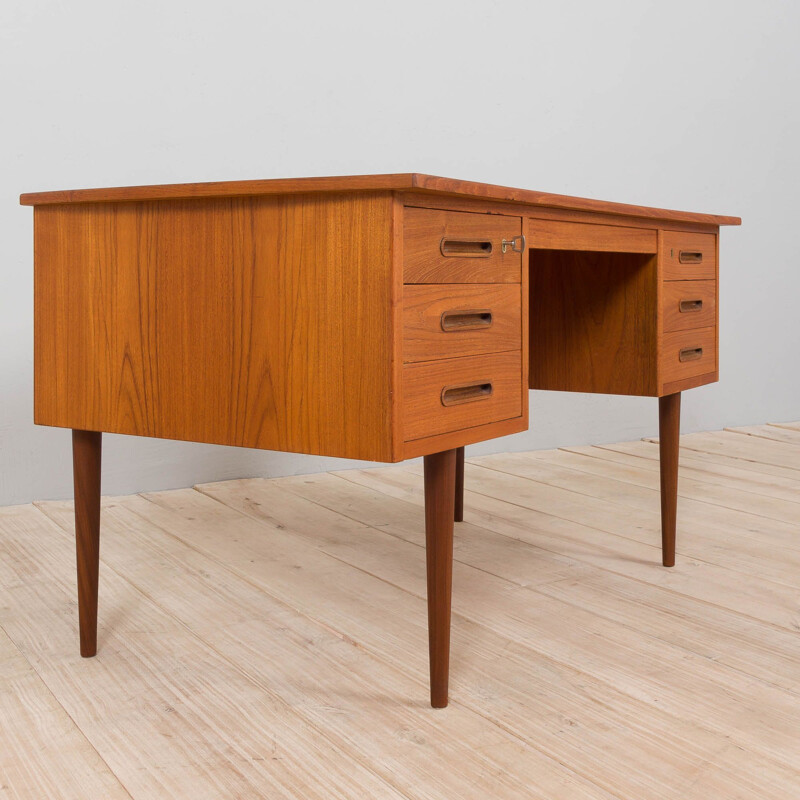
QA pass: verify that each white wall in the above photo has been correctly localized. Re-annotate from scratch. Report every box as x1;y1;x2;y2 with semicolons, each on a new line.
1;0;798;505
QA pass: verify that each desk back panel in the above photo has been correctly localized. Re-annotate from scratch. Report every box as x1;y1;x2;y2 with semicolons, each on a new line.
33;192;397;461
529;249;659;396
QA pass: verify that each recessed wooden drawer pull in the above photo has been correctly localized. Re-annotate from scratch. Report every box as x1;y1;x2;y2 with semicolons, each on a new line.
679;347;703;362
678;250;704;264
440;381;493;406
440;309;493;332
440;238;493;258
679;299;703;313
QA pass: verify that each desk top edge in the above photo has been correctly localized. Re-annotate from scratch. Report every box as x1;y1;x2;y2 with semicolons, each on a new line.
18;172;741;226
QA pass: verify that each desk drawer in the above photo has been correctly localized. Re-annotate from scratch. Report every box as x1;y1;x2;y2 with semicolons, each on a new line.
661;327;716;384
662;280;716;332
403;284;521;363
403;351;522;441
404;207;522;283
662;232;716;280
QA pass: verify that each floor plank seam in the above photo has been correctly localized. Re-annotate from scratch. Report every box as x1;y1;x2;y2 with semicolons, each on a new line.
1;519;138;800
32;500;413;800
725;427;800;445
132;491;625;800
591;443;800;486
559;445;800;505
332;471;800;638
461;458;800;540
203;474;800;774
644;437;800;472
186;484;691;798
3;421;798;799
390;465;800;588
317;478;800;700
547;447;800;511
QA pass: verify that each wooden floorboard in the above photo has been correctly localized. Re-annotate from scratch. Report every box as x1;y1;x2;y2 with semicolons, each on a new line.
727;424;800;445
336;463;800;632
2;505;406;800
0;423;798;798
770;421;800;433
565;441;800;505
0;623;131;800
646;430;800;471
38;494;607;800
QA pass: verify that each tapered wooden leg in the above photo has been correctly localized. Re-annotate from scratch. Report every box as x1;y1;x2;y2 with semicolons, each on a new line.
72;430;102;657
454;446;465;523
423;449;457;708
658;393;681;568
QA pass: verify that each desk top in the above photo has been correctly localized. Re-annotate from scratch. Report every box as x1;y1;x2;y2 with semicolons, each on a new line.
19;173;741;227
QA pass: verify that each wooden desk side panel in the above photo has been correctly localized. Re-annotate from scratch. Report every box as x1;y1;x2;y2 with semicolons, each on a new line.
33;193;396;461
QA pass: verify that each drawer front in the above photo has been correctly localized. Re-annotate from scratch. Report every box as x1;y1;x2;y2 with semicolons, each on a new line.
403;351;522;441
662;231;716;280
404;207;522;284
661;327;716;384
662;280;716;332
403;284;521;363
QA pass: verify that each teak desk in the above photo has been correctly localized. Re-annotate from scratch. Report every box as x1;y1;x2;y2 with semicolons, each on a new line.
20;174;740;708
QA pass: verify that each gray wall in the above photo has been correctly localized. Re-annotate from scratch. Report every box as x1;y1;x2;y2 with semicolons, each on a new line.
2;1;797;505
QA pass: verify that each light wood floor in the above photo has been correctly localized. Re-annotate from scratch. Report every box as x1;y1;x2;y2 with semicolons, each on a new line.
2;423;800;799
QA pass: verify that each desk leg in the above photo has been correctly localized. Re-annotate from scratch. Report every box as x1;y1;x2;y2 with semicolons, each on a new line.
423;449;456;708
454;446;465;522
72;430;102;657
658;393;681;568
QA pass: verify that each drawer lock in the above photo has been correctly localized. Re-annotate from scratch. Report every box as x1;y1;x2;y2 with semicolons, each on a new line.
501;234;526;254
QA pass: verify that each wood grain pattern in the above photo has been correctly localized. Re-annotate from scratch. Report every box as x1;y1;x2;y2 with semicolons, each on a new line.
341;452;800;631
201;465;800;799
661;370;718;396
402;416;529;460
662;280;716;332
1;506;405;800
391;195;406;461
403;352;523;441
661;231;717;280
325;460;800;772
34;193;396;461
658;393;681;567
579;438;800;504
20;173;742;227
728;424;800;445
528;218;657;253
400;191;725;235
72;430;101;658
454;446;465;522
423;449;457;707
529;250;658;396
403;284;521;362
660;327;717;385
0;625;129;800
4;422;798;798
403;207;522;283
659;430;800;472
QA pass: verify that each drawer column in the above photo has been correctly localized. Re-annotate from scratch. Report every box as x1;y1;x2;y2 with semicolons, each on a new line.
423;448;457;708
